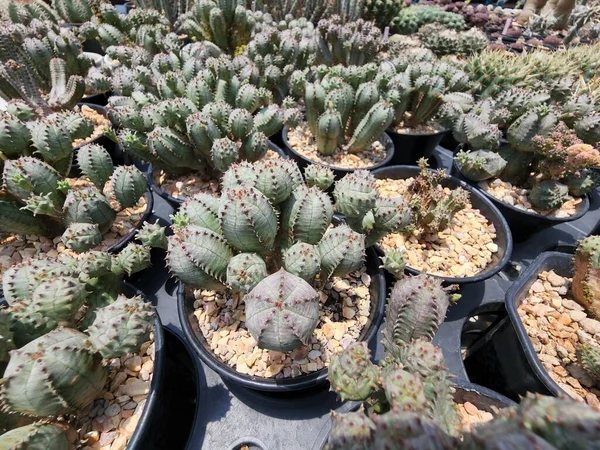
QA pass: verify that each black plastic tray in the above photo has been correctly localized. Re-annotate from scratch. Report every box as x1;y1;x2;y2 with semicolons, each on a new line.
129;146;600;450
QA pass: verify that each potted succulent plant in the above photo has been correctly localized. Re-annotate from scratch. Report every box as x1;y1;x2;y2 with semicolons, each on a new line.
379;47;472;166
143;159;415;390
0;241;165;449
323;272;600;449
465;238;600;408
368;161;512;284
283;65;395;177
110;50;298;205
445;87;599;240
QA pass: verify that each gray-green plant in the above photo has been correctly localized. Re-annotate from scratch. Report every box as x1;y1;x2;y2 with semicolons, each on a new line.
0;241;153;421
0;144;147;252
112;53;299;175
160;159;409;353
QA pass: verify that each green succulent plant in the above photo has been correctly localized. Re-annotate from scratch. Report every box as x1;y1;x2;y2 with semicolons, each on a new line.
394;5;465;35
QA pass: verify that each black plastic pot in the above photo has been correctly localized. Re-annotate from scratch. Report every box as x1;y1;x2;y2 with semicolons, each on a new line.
121;282;166;450
59;23;105;55
148;141;287;207
177;246;387;392
281;126;395;180
386;127;448;166
371;166;513;285
81;92;110;106
464;252;576;402
451;159;591;242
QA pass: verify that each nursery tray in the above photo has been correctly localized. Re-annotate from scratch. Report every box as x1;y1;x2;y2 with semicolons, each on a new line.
130;146;600;450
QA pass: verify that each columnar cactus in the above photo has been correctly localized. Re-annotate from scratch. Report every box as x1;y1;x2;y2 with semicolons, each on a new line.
572;236;600;318
382;274;450;351
577;342;600;381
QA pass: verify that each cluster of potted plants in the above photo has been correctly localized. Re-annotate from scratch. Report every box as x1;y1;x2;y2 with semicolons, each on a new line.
0;0;599;448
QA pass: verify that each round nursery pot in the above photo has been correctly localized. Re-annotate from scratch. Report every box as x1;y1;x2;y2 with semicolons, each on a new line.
281;126;395;180
386;127;449;166
120;282;166;450
177;246;387;392
148;141;287;207
464;252;577;401
81;92;111;107
451;159;591;242
371;166;513;285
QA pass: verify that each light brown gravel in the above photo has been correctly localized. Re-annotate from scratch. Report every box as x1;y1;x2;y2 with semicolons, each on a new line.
0;179;147;275
376;178;498;278
193;268;372;379
456;401;495;432
518;270;600;409
153;150;280;199
78;337;155;450
479;179;581;218
73;105;112;148
288;123;387;169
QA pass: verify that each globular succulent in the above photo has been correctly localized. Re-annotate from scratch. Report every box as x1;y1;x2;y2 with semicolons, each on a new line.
334;170;412;246
86;294;154;359
1;327;107;417
325;407;375;450
304;164;335;191
382;274;450;352
529;180;569;210
379;248;406;279
283;242;321;282
328;341;381;401
363;0;407;33
226;252;268;292
572;235;600;318
136;221;168;249
244;269;320;352
455;150;508;182
418;24;488;56
0;423;73;449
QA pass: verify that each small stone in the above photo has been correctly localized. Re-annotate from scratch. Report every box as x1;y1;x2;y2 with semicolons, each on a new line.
463;402;479;416
110;434;128;450
569;310;587;322
123;401;137;410
342;307;355;319
105;404;121;417
546;272;565;287
586;393;600;409
580;318;600;335
562;299;583;310
118;380;150;397
530;280;545;293
124;356;142;372
110;373;128;393
264;364;284;377
99;431;118;446
307;350;322;360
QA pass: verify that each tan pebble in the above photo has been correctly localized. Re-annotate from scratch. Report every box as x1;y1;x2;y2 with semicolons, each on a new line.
122;415;141;433
121;409;134;419
569;310;587;322
463;402;479;416
84;431;100;445
342;307;356;319
118;380;150;397
110;373;128;393
546;271;565;287
559;383;585;402
124;356;142;372
580;318;600;335
265;364;284;377
551;298;562;309
306;362;318;371
562;299;584;310
530;281;545;293
538;354;561;366
586;393;600;409
99;431;119;446
236;361;250;374
558;313;572;326
110;434;128;450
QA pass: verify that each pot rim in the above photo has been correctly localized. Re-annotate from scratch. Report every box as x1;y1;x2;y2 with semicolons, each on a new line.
386;125;449;138
177;246;387;391
282;125;395;174
451;158;591;224
371;165;514;284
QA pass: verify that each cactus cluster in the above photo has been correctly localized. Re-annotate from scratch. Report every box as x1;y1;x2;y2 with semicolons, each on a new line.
326;272;600;449
394;5;466;35
175;0;257;54
0;241;153;420
111;51;299;175
448;88;600;210
0;142;146;252
417;24;488;56
362;0;407;33
162;159;409;352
